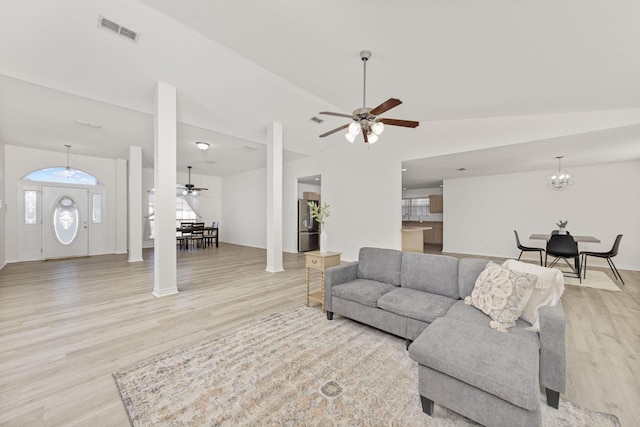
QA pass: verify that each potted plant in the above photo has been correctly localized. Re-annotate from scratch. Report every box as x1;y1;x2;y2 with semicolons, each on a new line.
556;220;568;235
309;201;331;254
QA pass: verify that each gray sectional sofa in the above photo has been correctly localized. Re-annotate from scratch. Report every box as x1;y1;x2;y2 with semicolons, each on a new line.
324;247;566;427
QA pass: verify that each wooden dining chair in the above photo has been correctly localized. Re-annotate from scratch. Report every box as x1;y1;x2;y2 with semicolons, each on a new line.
189;222;205;249
513;230;545;266
581;234;624;285
177;222;194;249
205;221;219;248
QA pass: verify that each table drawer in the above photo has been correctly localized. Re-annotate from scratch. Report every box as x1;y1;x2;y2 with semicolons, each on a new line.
305;253;341;270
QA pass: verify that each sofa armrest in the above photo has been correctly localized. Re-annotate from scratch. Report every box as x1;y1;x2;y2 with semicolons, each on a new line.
538;300;566;394
324;262;358;312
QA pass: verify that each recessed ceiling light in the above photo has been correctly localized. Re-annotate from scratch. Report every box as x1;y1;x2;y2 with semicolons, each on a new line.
401;168;407;172
315;178;320;181
195;141;210;150
403;188;407;191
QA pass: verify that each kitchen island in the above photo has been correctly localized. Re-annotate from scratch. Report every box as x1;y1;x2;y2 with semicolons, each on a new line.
401;227;432;253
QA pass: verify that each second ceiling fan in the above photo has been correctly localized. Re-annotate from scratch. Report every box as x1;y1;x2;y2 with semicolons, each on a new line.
180;166;208;196
319;50;419;144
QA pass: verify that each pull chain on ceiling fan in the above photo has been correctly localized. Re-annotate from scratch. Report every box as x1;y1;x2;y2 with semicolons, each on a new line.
319;50;419;144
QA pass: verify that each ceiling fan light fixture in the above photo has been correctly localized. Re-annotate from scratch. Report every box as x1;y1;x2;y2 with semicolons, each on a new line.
195;141;210;150
371;122;384;136
345;133;356;143
368;133;379;144
348;123;360;135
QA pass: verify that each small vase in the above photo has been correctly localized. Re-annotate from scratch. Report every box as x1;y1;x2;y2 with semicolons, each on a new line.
320;228;328;254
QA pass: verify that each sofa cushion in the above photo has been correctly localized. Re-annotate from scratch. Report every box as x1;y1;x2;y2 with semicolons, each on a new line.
409;317;541;411
445;301;539;344
502;259;565;332
377;287;457;323
464;261;537;332
357;247;403;286
458;258;491;299
331;279;396;308
400;253;459;299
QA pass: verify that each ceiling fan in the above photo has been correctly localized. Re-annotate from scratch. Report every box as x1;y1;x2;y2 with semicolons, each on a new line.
319;50;419;144
179;166;208;195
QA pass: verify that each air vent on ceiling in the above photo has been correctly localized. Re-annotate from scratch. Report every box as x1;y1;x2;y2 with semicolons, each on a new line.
310;116;324;124
98;15;140;43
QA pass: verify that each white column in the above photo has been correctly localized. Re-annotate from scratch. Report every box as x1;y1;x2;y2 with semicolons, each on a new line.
266;122;284;272
128;146;143;262
115;159;128;254
153;82;178;297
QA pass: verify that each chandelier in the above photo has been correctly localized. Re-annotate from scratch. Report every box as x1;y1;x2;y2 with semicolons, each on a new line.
546;156;574;191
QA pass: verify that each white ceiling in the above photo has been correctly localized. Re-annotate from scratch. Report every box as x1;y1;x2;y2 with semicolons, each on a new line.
1;0;639;180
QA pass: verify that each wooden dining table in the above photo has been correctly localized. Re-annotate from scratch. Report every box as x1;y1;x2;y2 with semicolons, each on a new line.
177;226;218;249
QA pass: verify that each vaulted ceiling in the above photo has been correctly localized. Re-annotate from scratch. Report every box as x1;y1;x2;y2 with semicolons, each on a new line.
1;0;639;182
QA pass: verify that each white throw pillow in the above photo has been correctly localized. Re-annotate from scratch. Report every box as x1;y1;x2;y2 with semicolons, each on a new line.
502;259;565;332
464;261;538;332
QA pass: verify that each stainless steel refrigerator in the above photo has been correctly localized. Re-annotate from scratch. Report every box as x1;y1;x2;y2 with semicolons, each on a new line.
298;199;319;252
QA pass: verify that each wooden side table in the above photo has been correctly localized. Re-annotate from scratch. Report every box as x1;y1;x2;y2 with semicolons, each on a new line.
305;251;341;312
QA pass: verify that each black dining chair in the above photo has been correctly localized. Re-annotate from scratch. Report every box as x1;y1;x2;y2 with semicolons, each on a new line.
514;230;545;266
580;234;625;285
545;234;581;283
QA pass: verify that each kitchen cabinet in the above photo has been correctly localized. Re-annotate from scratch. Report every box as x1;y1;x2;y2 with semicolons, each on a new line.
402;221;443;245
429;194;443;213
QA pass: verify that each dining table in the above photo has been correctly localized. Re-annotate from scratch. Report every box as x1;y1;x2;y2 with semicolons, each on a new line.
177;225;218;249
529;234;600;243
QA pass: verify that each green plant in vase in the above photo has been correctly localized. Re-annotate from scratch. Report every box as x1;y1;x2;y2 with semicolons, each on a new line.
308;202;331;253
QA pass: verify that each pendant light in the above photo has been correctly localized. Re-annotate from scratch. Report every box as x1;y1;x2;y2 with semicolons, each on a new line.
546;156;574;190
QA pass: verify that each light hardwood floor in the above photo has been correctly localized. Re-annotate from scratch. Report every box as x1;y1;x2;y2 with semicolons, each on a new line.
0;244;638;426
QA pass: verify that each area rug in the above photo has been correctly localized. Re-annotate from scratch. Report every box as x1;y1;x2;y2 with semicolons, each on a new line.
564;270;621;292
113;307;620;426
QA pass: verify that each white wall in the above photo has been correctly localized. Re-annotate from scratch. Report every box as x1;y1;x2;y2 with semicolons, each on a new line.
443;161;640;270
0;142;5;268
221;167;267;248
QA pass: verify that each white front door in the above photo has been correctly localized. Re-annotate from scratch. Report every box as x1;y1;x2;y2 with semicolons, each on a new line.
42;186;89;259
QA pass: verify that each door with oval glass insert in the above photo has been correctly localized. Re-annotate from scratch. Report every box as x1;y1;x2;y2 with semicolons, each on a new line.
42;186;89;259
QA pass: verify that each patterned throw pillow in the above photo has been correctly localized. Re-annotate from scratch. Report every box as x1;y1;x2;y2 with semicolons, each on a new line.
464;261;538;332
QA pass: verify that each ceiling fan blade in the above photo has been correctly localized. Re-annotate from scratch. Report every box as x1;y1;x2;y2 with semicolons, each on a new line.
370;98;402;116
362;129;369;143
194;187;209;191
380;118;420;128
319;123;349;138
319;111;353;118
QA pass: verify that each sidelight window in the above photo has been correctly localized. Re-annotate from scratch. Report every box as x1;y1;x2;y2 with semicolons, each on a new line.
25;190;37;224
